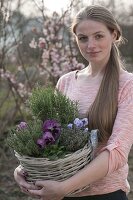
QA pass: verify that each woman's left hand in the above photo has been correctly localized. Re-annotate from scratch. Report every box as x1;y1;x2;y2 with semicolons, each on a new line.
28;180;66;200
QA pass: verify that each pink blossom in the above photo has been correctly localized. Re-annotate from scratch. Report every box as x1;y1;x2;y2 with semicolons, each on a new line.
43;29;48;36
17;122;27;130
38;38;46;49
29;38;37;49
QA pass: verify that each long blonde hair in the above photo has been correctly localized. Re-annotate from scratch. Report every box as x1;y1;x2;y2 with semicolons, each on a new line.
72;5;125;141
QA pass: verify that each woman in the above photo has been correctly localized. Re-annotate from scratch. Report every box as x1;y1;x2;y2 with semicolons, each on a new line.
14;5;133;200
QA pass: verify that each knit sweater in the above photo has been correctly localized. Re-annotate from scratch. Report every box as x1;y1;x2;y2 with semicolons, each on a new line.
56;69;133;196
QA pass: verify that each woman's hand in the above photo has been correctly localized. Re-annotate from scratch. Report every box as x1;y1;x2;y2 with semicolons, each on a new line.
14;165;38;197
28;180;67;200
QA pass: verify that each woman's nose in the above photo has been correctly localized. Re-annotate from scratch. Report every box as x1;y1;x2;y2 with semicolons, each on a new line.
87;38;96;49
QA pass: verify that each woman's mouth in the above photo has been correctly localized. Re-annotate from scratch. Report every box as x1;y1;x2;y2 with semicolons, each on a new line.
87;51;101;56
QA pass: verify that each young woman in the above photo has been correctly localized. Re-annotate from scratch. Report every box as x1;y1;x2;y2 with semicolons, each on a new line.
14;5;133;200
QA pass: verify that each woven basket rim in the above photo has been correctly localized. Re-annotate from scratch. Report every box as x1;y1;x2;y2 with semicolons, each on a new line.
14;143;92;161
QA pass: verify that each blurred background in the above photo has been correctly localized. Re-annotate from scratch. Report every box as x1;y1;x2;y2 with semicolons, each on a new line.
0;0;133;199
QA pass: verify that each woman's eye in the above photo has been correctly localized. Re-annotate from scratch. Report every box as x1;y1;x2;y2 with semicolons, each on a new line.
78;36;88;42
95;34;104;39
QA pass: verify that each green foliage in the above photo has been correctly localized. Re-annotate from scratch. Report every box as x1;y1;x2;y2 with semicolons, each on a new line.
59;127;89;152
7;85;90;159
7;118;66;158
28;85;78;125
41;144;66;160
7;120;89;159
7;119;44;157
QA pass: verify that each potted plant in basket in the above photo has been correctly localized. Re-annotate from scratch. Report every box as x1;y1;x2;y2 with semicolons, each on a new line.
7;86;95;184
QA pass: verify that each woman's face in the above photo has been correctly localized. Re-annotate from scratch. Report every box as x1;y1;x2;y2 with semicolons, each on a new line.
75;19;117;66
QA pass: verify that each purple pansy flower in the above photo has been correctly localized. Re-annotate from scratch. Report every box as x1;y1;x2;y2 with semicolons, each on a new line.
17;122;27;130
67;123;73;129
81;118;88;126
42;119;61;140
42;131;55;145
74;118;84;128
37;138;45;149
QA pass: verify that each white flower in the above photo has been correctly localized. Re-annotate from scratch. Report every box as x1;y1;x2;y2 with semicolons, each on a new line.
29;38;37;49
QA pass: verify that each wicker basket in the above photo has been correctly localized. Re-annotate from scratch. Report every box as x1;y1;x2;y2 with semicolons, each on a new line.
15;143;92;182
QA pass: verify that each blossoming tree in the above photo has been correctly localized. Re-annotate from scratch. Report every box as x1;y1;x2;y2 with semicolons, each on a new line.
29;10;85;85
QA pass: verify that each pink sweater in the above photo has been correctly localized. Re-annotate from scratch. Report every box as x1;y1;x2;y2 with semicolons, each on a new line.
56;69;133;196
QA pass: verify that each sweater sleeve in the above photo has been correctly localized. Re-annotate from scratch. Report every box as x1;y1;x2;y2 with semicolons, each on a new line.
100;78;133;175
55;71;74;95
56;76;65;93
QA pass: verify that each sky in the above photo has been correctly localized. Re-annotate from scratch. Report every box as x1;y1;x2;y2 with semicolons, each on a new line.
11;0;133;17
44;0;70;12
44;0;132;12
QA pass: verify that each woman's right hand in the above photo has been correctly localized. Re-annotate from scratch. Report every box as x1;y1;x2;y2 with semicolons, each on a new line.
14;165;37;195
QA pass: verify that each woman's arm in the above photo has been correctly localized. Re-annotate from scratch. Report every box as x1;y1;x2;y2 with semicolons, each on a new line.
63;150;109;195
28;150;109;199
